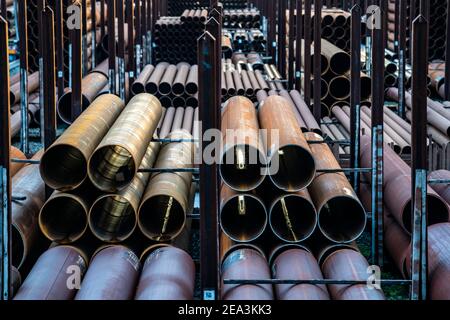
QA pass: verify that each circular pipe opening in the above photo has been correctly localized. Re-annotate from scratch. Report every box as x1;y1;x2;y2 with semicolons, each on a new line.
88;145;136;192
145;82;159;95
158;82;172;96
270;195;318;243
89;195;137;242
318;197;367;243
172;96;186;108
329;77;350;100
138;195;186;242
132;82;146;95
361;76;372;101
11;226;25;268
172;83;185;96
330;52;350;74
403;195;450;233
40;145;87;191
159;96;173;108
220;195;267;242
186;96;198;108
220;144;267;192
57;92;90;124
268;145;316;192
39;196;87;243
186;82;198;95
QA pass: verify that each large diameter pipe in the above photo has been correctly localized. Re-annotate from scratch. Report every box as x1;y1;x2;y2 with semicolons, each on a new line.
220;183;267;243
12;152;45;268
138;130;193;241
40;94;125;191
269;189;317;243
89;142;160;242
321;248;385;300
88;93;162;192
135;246;195;300
219;231;266;264
306;132;366;243
320;39;350;75
14;246;88;300
429;170;450;205
9;146;27;177
360;135;449;233
221;248;274;300
258;95;316;192
57;63;109;124
220;96;267;192
271;246;330;300
75;245;141;300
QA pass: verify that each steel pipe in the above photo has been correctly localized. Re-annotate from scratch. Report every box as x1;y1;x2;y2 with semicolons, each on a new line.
429;170;450;205
132;64;155;94
88;93;162;192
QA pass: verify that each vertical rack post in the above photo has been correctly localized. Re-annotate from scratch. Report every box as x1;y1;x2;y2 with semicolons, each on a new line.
108;0;116;95
398;0;406;118
350;4;361;194
277;0;287;79
100;0;105;44
0;14;11;301
0;0;5;17
410;13;429;302
91;0;96;68
445;0;450;100
127;0;135;86
370;3;385;267
70;0;83;121
141;0;147;66
37;0;44;144
288;0;295;89
313;0;322;123
55;0;65;99
146;0;152;65
295;0;302;91
17;0;29;155
135;0;141;75
304;0;312;105
394;0;399;52
82;0;87;75
268;0;276;59
116;0;126;101
198;26;219;301
42;6;57;200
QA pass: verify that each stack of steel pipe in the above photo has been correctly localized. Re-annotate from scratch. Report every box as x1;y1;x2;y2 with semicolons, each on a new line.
131;62;198;108
14;243;196;300
224;28;267;53
223;8;261;29
153;13;206;65
428;62;448;99
167;0;210;15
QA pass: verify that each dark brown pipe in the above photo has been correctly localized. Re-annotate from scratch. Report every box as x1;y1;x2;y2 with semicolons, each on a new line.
220;184;267;242
221;248;274;300
258;95;316;192
10;71;39;105
429;170;450;205
306;132;366;243
271;246;330;300
8;146;27;177
135;246;195;300
220;96;267;191
12;152;45;268
75;245;141;300
14;246;88;300
289;90;322;135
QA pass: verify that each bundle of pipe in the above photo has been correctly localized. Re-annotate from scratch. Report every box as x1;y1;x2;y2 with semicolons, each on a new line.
270;245;330;300
75;245;140;300
131;62;198;108
387;0;449;61
225;28;267;53
361;50;394;90
428;62;448;99
40;94;125;191
154;14;206;65
386;87;450;138
306;132;366;243
232;52;265;71
14;245;89;300
221;248;274;300
223;8;261;29
135;245;195;300
138;130;194;242
88;94;162;192
11;151;45;269
259;95;316;192
158;106;198;139
57;59;109;124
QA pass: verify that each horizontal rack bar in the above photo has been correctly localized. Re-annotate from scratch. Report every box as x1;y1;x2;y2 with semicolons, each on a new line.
137;168;199;173
223;279;412;286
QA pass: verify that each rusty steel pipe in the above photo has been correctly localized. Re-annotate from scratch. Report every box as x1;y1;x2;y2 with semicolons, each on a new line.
145;62;169;94
8;146;26;177
321;248;385;300
11;152;45;268
88;93;162;192
271;246;330;300
301;40;330;75
138;130;193;242
75;245;141;300
429;170;450;205
132;64;155;94
221;248;274;300
40;94;125;191
135;246;195;300
220;232;266;265
259;95;316;192
269;189;318;243
14;246;88;300
220;96;267;192
89;142;160;242
220;183;267;243
289;90;322;135
320;39;350;75
9;71;39;105
306;132;366;243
